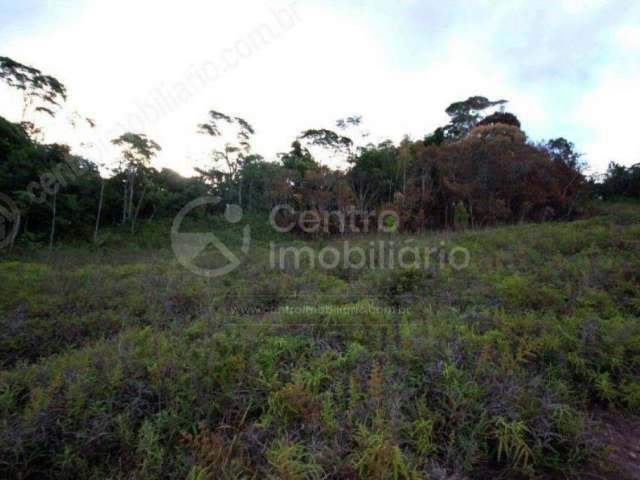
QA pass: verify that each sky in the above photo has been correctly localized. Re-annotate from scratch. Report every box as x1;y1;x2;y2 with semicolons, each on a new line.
1;0;639;175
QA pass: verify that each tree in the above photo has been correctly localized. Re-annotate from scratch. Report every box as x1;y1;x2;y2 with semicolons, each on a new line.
298;128;353;157
65;112;103;242
443;96;508;140
336;115;372;160
597;162;640;200
478;112;521;129
111;133;161;229
276;128;353;208
237;155;283;211
0;56;67;137
197;110;255;205
348;141;398;212
0;114;105;246
467;123;526;143
544;138;585;172
336;115;363;130
279;140;318;182
424;127;446;147
397;136;413;194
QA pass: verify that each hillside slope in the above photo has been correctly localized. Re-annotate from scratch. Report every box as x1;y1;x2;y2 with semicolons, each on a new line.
0;203;639;479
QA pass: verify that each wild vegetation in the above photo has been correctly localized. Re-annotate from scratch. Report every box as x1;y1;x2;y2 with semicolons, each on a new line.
1;56;639;479
0;203;639;479
2;55;631;249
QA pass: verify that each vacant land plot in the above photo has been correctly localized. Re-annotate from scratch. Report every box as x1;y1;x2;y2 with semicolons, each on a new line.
1;204;639;479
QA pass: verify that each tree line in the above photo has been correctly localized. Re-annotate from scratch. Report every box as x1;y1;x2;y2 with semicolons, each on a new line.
0;55;636;247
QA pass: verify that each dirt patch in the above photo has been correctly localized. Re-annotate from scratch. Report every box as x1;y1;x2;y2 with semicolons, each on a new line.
588;411;640;479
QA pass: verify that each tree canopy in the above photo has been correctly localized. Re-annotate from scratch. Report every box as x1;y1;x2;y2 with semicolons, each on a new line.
0;56;67;120
2;55;630;246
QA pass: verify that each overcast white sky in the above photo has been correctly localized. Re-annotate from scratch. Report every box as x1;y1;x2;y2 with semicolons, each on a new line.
1;0;639;175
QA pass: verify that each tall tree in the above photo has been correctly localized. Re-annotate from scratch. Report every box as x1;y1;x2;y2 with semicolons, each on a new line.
336;115;371;158
443;96;508;140
197;110;255;205
0;56;68;137
279;140;319;182
111;133;161;228
477;112;521;129
348;141;398;211
298;128;353;157
545;138;584;172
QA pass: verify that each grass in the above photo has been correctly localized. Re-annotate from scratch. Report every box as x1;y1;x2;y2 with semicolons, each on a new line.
0;202;639;478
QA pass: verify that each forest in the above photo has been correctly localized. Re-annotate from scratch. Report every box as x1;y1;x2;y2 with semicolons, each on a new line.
1;54;640;480
1;55;638;249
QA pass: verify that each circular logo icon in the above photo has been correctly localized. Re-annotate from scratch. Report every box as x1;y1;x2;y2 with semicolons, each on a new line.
171;197;251;278
0;193;20;250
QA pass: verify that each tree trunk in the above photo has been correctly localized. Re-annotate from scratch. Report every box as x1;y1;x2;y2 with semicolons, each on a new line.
94;179;105;243
131;186;146;235
122;179;128;224
49;192;57;252
444;204;449;230
8;222;16;252
403;164;407;194
21;96;31;122
128;172;136;224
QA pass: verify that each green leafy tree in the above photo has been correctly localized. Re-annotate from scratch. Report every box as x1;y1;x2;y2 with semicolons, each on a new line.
597;162;640;200
0;56;68;137
348;141;398;211
279;140;319;182
545;137;585;172
237;155;283;211
197;110;255;205
111;133;161;230
443;96;508;140
298;128;353;157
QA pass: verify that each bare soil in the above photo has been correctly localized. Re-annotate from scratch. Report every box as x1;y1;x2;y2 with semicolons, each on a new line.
588;411;640;480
